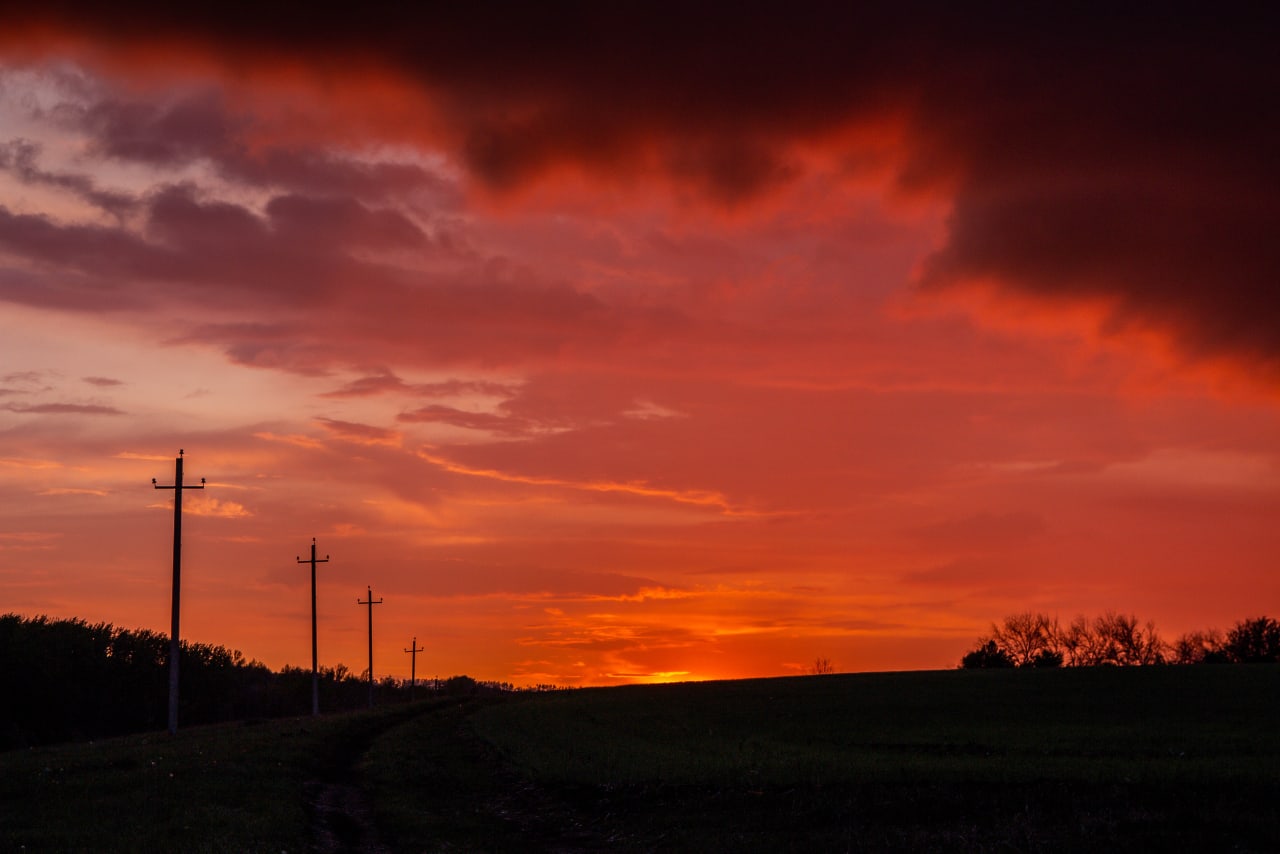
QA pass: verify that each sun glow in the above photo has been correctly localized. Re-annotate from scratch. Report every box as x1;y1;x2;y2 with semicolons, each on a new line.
0;14;1277;687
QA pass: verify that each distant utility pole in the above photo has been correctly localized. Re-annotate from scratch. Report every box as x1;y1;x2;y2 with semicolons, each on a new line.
404;637;424;700
296;538;329;717
358;585;383;708
152;449;205;736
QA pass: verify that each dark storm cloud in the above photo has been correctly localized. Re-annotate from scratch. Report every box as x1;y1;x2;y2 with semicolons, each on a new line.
82;89;236;165
4;3;1278;370
0;182;441;314
0;193;326;313
0;207;155;309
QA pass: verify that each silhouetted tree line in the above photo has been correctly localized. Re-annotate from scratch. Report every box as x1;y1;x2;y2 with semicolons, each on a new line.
428;675;575;695
0;614;521;750
961;612;1280;669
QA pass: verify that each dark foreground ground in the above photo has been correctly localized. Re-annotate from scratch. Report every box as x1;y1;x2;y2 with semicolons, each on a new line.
1;665;1276;851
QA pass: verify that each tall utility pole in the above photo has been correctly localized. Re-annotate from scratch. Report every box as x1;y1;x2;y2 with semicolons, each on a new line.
404;637;424;700
152;449;205;736
358;585;383;708
296;538;329;717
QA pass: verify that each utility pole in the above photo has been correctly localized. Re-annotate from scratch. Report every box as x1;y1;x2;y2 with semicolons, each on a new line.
152;449;205;736
358;585;383;708
404;637;424;700
296;538;329;717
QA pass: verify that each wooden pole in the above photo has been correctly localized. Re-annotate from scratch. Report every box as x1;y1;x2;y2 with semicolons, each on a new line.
296;539;329;716
152;450;205;735
358;586;383;708
404;637;424;700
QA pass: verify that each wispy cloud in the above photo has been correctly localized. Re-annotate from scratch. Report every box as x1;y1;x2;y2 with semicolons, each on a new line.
0;457;61;469
0;531;61;551
3;402;124;415
147;496;252;518
252;431;326;450
416;448;742;514
315;417;402;448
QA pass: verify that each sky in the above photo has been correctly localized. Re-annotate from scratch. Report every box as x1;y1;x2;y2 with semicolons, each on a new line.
0;5;1276;686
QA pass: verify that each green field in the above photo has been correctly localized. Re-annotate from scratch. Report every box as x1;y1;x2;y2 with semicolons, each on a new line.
2;666;1276;851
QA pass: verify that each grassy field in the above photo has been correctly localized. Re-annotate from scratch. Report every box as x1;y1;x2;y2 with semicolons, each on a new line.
0;701;430;851
461;666;1279;850
2;666;1276;851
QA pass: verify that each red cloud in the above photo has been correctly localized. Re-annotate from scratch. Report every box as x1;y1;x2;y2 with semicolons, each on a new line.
11;5;1273;378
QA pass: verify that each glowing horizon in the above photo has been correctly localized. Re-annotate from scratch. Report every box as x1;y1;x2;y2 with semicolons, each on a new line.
0;7;1276;687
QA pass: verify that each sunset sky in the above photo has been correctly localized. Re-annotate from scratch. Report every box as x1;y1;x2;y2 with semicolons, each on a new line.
0;6;1276;686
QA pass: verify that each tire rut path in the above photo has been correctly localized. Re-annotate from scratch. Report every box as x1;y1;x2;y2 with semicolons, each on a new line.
305;708;423;854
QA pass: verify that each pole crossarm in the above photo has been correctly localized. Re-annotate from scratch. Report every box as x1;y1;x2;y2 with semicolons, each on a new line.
358;585;383;708
297;538;330;717
151;449;206;736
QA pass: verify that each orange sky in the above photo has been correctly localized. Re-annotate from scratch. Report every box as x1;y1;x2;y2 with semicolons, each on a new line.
0;7;1276;686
